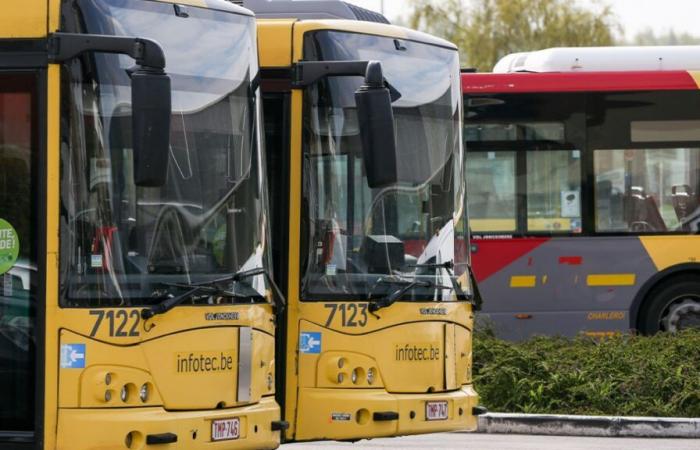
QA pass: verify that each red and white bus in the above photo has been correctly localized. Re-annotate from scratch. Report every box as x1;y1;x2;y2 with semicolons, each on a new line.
463;47;700;339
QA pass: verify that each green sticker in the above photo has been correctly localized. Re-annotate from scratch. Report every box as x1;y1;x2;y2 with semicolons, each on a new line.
0;219;20;275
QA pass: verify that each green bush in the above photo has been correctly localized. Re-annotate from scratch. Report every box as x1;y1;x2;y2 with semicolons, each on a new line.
473;328;700;417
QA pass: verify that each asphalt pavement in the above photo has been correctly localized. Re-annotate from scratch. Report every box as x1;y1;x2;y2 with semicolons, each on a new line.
282;432;700;449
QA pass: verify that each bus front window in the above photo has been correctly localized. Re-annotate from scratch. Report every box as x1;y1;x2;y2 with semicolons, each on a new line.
300;31;470;302
59;0;271;307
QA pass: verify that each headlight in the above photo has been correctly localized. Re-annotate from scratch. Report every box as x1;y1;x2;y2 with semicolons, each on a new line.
337;373;345;383
139;383;149;402
267;373;273;390
104;390;112;402
367;368;375;385
121;385;128;402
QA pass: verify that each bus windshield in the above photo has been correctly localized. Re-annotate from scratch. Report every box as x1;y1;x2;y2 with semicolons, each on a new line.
59;0;271;307
300;30;470;301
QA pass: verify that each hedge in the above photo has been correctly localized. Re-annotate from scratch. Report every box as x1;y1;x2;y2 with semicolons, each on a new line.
472;328;700;417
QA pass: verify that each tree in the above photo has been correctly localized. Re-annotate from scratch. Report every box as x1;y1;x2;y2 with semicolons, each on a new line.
408;0;618;71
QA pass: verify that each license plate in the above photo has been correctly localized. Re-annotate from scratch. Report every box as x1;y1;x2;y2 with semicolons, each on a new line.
212;417;240;441
425;401;448;421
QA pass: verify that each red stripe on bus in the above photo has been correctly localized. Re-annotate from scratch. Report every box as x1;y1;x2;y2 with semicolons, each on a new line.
470;238;550;282
559;256;583;265
461;71;698;94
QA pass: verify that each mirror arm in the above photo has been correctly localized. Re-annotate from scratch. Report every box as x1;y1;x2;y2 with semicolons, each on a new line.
48;32;166;70
293;60;401;102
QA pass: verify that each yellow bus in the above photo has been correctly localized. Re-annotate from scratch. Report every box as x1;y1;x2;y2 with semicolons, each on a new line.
1;1;283;448
246;0;484;442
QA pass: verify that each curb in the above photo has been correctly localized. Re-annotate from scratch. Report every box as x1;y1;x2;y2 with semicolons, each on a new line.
473;412;700;438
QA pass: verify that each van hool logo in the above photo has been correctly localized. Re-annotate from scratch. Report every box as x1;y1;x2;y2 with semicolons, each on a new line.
420;307;447;315
205;312;240;321
395;343;440;361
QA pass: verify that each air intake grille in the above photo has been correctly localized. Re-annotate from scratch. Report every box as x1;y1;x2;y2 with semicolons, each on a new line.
343;2;390;24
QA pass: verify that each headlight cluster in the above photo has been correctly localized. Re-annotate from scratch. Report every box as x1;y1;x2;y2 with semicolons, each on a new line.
329;357;378;387
100;372;153;406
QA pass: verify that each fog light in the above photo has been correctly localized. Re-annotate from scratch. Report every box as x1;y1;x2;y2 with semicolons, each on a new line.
121;385;128;402
367;368;375;385
139;384;149;402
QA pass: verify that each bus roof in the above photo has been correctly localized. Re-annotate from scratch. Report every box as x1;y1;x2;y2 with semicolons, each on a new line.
461;71;700;94
239;0;389;23
493;46;700;73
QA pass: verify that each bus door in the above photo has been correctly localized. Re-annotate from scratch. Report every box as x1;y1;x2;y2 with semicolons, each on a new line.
0;73;40;448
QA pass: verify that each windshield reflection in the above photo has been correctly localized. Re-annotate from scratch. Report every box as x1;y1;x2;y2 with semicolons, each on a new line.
301;31;469;302
59;0;271;307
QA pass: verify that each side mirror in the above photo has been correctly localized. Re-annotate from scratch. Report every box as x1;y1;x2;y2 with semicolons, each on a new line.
132;68;171;187
355;61;399;189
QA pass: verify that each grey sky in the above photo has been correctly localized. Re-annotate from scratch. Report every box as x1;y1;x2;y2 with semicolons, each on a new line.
345;0;700;39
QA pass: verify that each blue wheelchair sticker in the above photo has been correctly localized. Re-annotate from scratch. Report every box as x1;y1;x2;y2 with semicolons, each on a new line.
299;332;321;354
60;344;86;369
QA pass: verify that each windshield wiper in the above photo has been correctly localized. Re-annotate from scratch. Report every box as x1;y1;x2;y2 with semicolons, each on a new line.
410;260;455;271
141;267;286;319
367;278;452;314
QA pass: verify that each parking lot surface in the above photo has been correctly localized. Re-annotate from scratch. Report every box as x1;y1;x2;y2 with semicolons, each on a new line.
282;432;700;449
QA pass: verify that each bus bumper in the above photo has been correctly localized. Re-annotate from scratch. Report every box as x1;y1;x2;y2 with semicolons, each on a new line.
294;384;478;441
56;396;280;450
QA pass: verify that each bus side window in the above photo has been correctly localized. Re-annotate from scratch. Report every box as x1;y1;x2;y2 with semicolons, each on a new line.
466;151;517;233
594;148;700;233
526;150;582;234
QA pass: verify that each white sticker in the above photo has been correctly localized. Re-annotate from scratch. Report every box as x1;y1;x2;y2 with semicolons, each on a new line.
325;264;337;276
561;190;581;218
90;254;103;268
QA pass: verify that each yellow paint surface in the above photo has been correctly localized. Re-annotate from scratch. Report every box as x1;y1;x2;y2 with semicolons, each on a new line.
689;71;700;89
56;397;280;450
640;235;700;271
1;0;47;38
586;274;636;286
257;19;295;68
282;89;304;439
44;63;61;450
510;275;537;288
